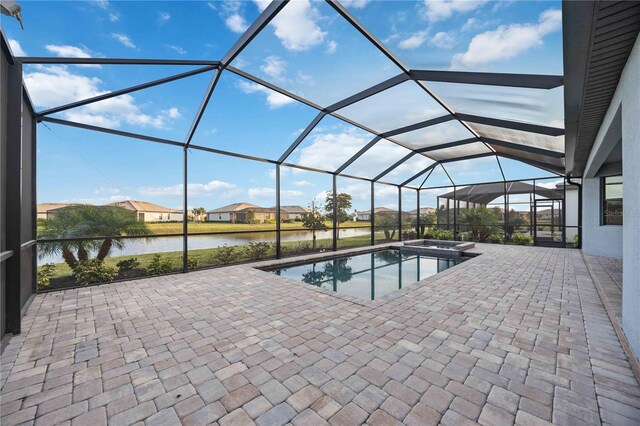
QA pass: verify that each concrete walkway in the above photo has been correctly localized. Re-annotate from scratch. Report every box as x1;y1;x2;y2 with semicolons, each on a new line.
1;245;639;425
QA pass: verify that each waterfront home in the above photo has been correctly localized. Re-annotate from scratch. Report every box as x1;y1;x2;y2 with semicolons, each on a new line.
356;207;411;221
36;203;75;220
409;207;436;218
109;200;183;222
279;205;310;220
207;203;290;223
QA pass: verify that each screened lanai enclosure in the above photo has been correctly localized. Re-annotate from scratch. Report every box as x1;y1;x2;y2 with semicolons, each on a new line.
2;0;579;296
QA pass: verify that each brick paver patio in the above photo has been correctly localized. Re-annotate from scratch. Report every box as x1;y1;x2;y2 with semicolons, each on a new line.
1;244;639;425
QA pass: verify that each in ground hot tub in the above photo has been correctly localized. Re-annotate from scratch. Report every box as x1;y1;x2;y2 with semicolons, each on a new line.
399;239;475;258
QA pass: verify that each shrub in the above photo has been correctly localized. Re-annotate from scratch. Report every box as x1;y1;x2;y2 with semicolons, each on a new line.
487;234;504;244
458;231;472;241
37;263;56;289
186;257;199;270
426;228;454;240
116;257;140;271
72;259;117;285
402;229;418;240
511;232;533;246
247;241;274;260
215;245;237;265
285;241;313;256
572;234;579;247
147;254;174;275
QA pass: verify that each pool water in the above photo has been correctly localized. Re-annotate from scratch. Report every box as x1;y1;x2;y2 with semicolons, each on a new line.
270;249;460;301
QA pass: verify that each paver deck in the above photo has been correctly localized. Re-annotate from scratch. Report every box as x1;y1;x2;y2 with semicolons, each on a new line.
1;244;639;425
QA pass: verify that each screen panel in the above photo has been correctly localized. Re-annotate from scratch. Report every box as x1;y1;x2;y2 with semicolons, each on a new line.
335;80;449;133
232;0;402;107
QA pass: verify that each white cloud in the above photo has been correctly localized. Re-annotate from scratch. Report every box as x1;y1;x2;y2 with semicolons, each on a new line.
254;0;326;51
247;187;305;200
452;9;561;69
225;13;249;33
164;107;181;119
111;33;136;49
94;187;121;195
292;180;312;187
93;0;110;10
260;56;286;79
340;0;371;9
283;190;304;198
8;39;26;56
398;31;428;50
24;65;180;129
158;11;171;23
429;32;455;49
462;17;478;31
44;45;90;57
237;81;295;108
90;0;119;21
386;156;433;182
536;179;564;189
295;131;370;171
139;180;238;197
326;40;338;54
166;45;187;55
45;44;101;68
421;0;488;23
248;187;275;199
61;194;131;205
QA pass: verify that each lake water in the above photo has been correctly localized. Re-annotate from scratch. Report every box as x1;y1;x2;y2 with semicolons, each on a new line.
269;249;460;301
38;228;371;265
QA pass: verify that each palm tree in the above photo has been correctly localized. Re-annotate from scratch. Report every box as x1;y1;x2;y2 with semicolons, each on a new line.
459;206;501;242
191;207;206;222
38;205;150;269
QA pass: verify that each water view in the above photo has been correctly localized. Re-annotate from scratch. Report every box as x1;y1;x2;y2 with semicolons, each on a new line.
37;228;371;265
270;249;460;301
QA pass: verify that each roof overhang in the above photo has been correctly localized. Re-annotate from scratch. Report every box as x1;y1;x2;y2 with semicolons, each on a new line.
563;1;640;177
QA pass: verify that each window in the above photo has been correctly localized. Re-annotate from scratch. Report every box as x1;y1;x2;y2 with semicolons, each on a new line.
602;175;623;225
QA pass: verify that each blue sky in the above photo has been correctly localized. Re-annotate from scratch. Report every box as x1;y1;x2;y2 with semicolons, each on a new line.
5;0;563;213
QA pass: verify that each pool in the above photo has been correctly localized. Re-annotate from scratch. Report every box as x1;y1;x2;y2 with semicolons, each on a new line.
269;249;461;301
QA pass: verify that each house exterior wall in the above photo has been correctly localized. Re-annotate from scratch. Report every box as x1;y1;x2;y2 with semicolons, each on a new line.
235;211;284;223
208;212;232;222
583;34;640;359
582;178;622;258
565;188;579;243
139;212;183;222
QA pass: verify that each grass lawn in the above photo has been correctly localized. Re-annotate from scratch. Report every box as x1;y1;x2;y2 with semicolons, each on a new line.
38;232;392;287
146;221;370;234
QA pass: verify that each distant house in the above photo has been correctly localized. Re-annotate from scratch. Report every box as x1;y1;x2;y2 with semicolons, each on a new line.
356;207;411;221
280;205;309;220
207;203;289;223
37;203;75;220
409;207;436;218
109;200;183;222
207;203;260;222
